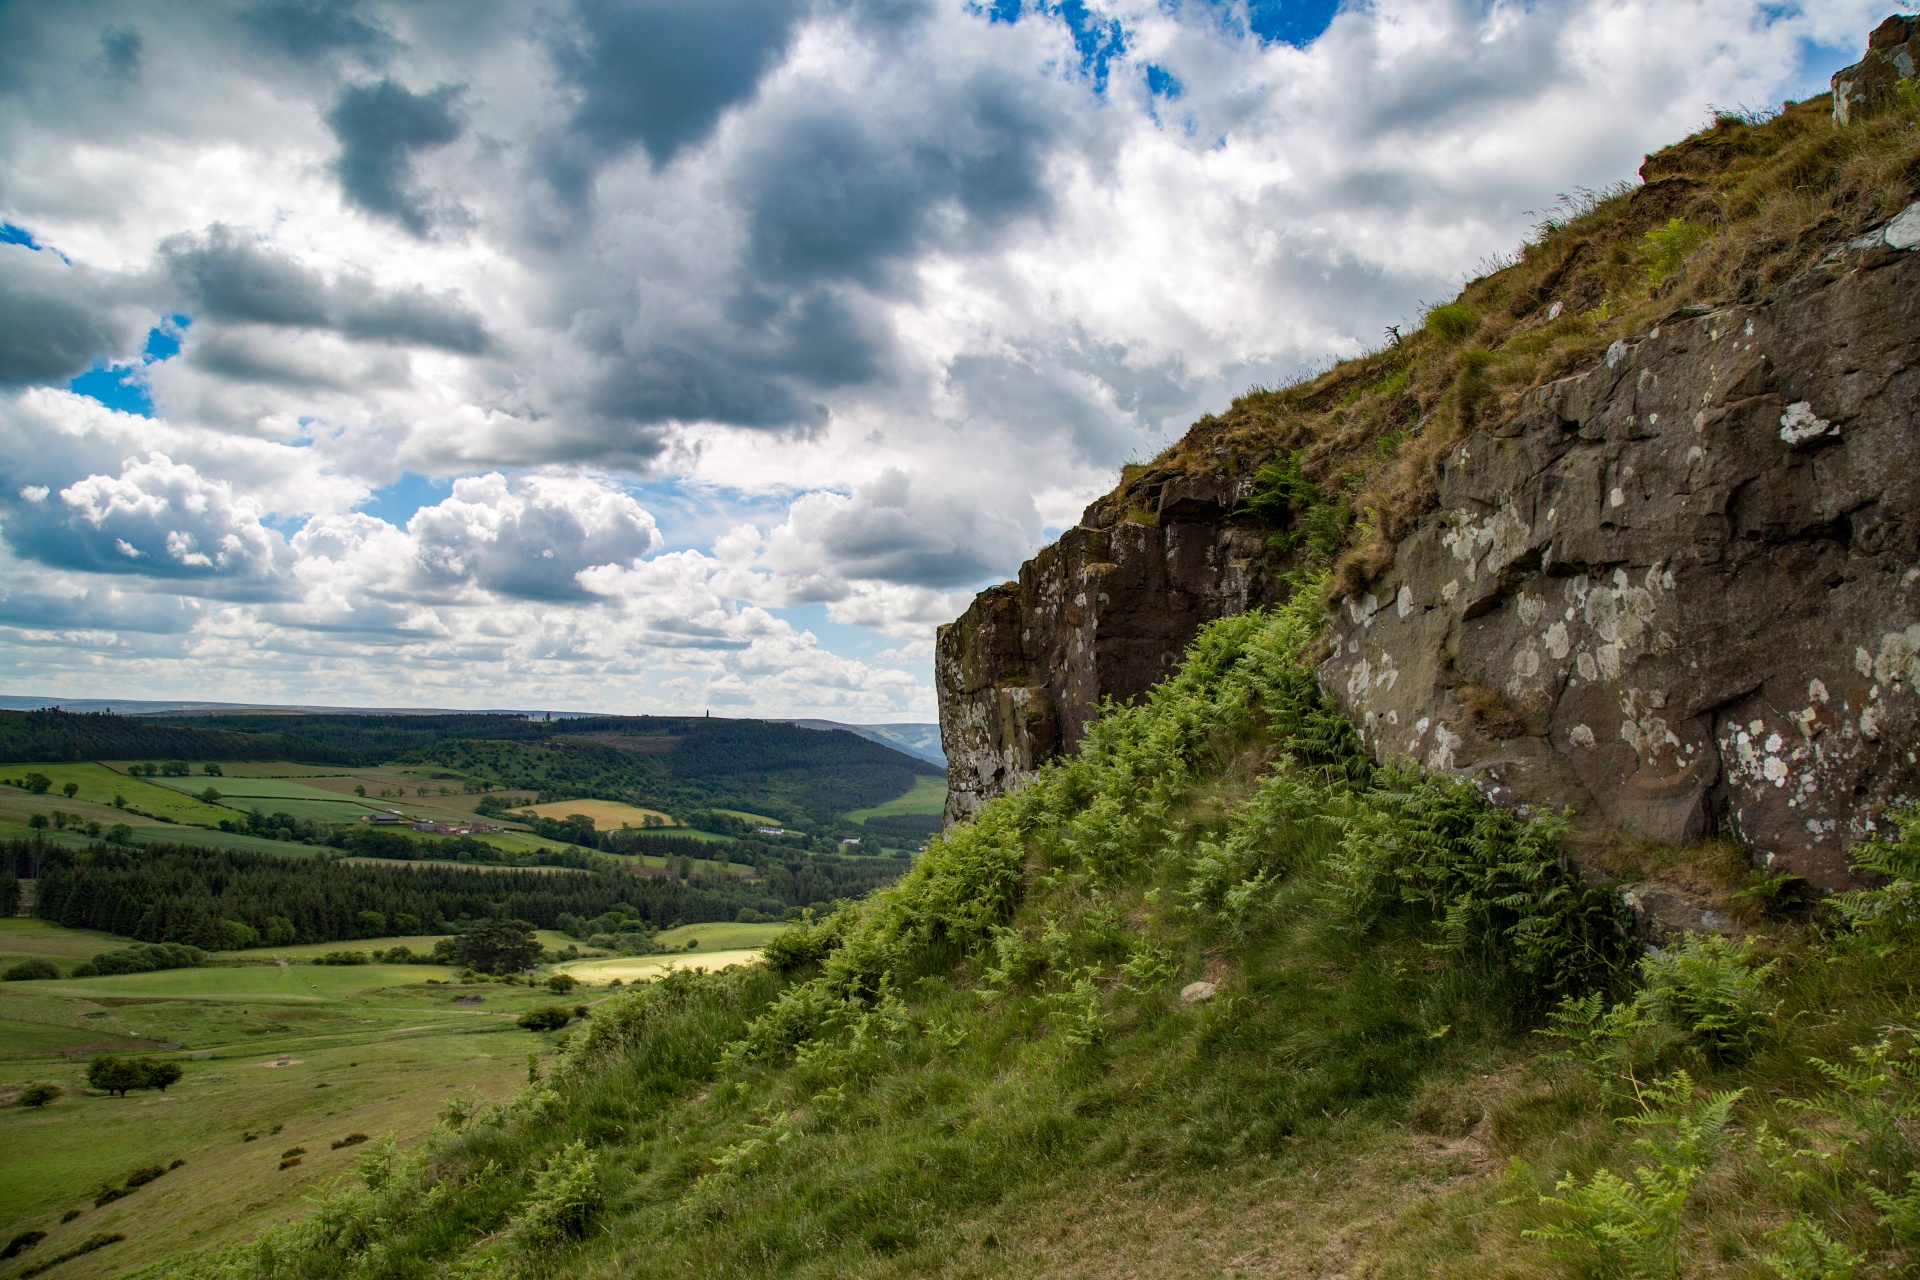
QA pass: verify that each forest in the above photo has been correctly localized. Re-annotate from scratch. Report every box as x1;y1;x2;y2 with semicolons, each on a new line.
22;839;912;950
3;709;937;827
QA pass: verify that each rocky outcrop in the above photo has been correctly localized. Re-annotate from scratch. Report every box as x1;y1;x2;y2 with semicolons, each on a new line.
1833;15;1920;126
936;23;1920;897
1318;215;1920;892
935;463;1281;824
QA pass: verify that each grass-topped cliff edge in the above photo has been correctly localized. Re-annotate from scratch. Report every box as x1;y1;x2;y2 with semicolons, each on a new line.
145;585;1920;1280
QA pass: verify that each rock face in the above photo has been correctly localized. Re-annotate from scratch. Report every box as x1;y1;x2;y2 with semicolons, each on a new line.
1833;15;1920;126
1318;217;1920;892
934;464;1279;825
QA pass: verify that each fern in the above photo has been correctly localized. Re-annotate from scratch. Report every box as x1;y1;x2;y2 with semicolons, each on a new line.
1757;1217;1863;1280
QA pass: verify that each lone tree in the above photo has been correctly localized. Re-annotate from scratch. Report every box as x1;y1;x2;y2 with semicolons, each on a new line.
87;1055;183;1097
453;919;542;975
546;972;578;995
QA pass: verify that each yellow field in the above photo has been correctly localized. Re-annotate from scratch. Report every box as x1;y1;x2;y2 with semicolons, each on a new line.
518;799;676;828
555;950;762;985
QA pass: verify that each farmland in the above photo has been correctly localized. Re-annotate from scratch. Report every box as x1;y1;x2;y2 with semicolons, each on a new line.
517;798;677;827
0;916;775;1277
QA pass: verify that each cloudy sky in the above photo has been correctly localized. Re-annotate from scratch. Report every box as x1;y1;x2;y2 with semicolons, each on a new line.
0;0;1881;718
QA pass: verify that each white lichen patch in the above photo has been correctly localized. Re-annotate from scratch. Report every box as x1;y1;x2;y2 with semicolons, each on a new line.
1779;401;1836;446
1872;624;1920;687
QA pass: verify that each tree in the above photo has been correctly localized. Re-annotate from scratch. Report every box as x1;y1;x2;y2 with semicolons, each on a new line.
4;958;59;981
26;815;46;830
87;1056;146;1097
353;910;388;938
198;787;222;804
203;763;222;776
453;918;543;975
22;773;50;795
546;972;578;994
61;781;78;798
88;1055;182;1096
518;1005;572;1031
262;916;296;946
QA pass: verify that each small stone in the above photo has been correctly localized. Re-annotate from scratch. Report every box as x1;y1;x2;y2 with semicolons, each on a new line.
1179;981;1216;1003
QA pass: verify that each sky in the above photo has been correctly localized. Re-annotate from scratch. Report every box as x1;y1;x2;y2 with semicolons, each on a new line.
0;0;1885;720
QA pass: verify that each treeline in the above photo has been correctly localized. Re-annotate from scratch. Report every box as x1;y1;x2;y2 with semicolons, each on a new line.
152;712;536;764
24;840;908;950
0;709;348;765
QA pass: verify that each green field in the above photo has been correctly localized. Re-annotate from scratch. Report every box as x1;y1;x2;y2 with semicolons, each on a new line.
0;921;603;1277
207;931;588;962
847;773;945;821
710;807;782;826
0;762;245;825
650;921;783;951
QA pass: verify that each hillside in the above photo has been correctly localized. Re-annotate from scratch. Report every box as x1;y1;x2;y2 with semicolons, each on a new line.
0;709;937;829
159;588;1920;1280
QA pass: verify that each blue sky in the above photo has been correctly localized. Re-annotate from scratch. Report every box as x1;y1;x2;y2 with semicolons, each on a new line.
0;0;1888;718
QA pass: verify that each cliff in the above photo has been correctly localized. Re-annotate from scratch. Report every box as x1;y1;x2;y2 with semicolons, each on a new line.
937;19;1920;896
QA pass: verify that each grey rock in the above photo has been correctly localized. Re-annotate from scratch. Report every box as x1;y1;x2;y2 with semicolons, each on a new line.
1317;225;1920;892
935;458;1281;825
1179;981;1217;1003
1833;15;1920;127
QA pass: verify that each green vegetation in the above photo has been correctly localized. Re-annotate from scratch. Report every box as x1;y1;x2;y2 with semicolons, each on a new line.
25;837;906;951
143;580;1920;1279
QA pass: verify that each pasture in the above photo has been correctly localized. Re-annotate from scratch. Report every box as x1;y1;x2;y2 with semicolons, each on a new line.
518;798;677;828
554;949;762;985
0;915;731;1277
847;773;945;821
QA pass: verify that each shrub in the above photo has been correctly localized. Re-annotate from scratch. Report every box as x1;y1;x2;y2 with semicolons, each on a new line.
4;958;58;981
70;943;204;979
19;1233;123;1279
312;951;370;966
0;1231;45;1260
518;1005;573;1032
546;972;578;994
122;1164;167;1189
22;772;51;794
279;1157;301;1170
1423;301;1479;343
15;1083;59;1107
331;1133;369;1150
281;1146;306;1159
506;1140;602;1247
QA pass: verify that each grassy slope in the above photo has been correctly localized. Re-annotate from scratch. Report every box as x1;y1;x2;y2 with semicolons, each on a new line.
0;958;567;1280
167;581;1920;1280
846;775;946;822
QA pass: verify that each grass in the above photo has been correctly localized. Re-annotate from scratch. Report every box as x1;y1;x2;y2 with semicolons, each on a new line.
204;931;586;962
0;763;244;825
554;950;764;985
712;808;782;826
847;775;946;822
167;578;1920;1280
519;800;678;828
650;922;785;952
0;924;581;1280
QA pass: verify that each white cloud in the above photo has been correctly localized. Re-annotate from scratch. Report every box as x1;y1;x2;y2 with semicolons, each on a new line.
0;0;1887;712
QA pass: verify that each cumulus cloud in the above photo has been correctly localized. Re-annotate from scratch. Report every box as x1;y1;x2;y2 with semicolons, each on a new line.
160;225;493;353
0;0;1890;713
4;450;287;590
406;473;661;600
326;79;467;237
0;243;152;385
